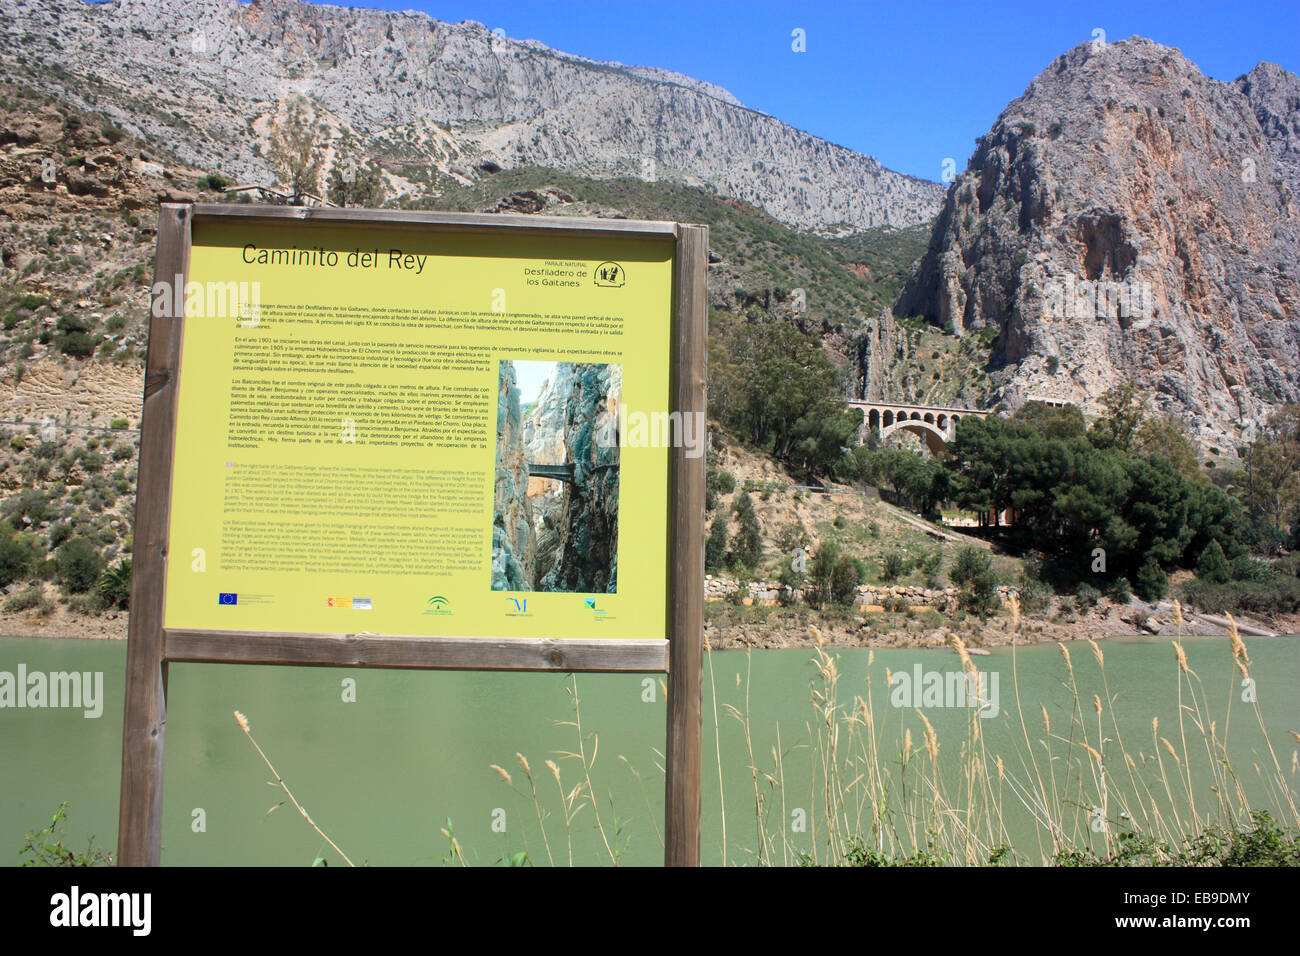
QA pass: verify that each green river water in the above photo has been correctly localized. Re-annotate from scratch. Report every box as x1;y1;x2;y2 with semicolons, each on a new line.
2;634;1297;866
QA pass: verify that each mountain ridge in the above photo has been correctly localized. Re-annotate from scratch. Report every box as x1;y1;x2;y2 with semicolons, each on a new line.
0;0;945;232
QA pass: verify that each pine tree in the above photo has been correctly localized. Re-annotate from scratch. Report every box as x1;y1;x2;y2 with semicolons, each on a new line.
1195;539;1231;584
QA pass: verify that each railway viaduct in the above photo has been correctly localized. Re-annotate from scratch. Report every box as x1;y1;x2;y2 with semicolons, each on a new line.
847;401;991;455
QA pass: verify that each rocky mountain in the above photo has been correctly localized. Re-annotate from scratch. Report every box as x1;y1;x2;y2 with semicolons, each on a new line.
0;0;944;232
898;38;1300;446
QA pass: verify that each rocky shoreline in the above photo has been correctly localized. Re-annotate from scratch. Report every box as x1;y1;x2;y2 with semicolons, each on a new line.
705;575;1296;651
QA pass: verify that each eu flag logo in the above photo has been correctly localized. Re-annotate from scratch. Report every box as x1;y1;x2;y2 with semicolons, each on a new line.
218;593;238;605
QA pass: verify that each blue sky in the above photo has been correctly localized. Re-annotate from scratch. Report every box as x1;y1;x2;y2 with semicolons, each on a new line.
312;0;1299;182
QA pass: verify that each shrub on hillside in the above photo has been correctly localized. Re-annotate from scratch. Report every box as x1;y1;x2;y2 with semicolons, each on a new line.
949;546;991;590
919;551;943;588
4;581;49;614
97;559;131;610
1195;540;1232;584
1017;577;1052;615
0;525;42;586
831;555;862;607
1075;582;1102;611
1135;558;1168;603
1182;572;1300;616
961;570;1000;619
880;550;906;582
56;536;102;594
808;539;841;608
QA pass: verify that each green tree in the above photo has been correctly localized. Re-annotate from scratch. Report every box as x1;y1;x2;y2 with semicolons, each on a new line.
708;315;852;476
1134;414;1202;482
1240;428;1300;543
0;524;41;587
56;537;102;594
705;513;728;573
962;569;1000;619
777;551;807;593
809;539;841;607
1089;383;1148;453
1195;540;1231;584
949;545;992;590
1135;557;1168;602
1013;400;1086;440
97;559;132;610
729;492;763;569
831;555;862;606
880;550;906;582
919;550;943;587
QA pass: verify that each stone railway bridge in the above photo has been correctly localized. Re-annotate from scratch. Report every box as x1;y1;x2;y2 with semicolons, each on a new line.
847;401;991;455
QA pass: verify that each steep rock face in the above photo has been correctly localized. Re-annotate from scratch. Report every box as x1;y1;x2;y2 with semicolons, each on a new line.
856;309;911;401
521;363;572;500
898;38;1300;444
1237;62;1300;196
537;364;621;594
491;362;535;592
1;0;945;231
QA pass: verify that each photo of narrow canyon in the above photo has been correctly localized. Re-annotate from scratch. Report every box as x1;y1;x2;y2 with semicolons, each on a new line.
491;360;622;593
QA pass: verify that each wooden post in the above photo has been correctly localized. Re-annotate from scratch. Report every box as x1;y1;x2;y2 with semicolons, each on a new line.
664;225;707;867
118;204;190;866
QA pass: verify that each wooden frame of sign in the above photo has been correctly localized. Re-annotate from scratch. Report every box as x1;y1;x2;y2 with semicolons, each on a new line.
118;204;706;867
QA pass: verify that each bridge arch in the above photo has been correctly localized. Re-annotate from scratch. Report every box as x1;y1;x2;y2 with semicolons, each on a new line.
847;400;988;457
880;419;950;456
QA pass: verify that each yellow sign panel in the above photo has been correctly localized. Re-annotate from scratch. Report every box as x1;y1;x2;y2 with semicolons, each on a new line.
163;219;674;640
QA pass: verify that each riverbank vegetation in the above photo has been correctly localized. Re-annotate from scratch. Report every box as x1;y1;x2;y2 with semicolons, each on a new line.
704;384;1300;625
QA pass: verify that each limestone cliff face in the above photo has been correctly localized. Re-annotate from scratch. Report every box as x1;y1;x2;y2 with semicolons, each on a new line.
491;362;535;592
0;0;944;231
897;38;1300;445
537;364;621;594
521;363;572;515
856;309;911;401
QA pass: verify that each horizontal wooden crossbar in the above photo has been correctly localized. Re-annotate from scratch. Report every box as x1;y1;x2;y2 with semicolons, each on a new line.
164;629;669;673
